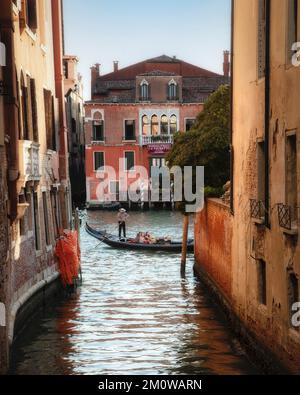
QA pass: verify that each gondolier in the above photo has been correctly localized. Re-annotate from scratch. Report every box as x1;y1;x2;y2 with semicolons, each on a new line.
118;208;129;239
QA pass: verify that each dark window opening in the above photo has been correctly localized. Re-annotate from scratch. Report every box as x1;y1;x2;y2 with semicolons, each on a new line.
185;119;195;132
258;259;267;305
125;151;135;171
93;120;104;141
124;120;136;141
33;191;40;251
26;0;38;31
288;272;299;328
42;192;50;246
286;133;298;224
94;152;104;171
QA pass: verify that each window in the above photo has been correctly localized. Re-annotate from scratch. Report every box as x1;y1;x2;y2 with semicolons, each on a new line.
43;192;50;246
140;80;149;101
286;132;298;224
185;119;196;132
33;191;40;251
168;81;178;100
161;115;168;135
124;120;136;141
44;89;56;150
94;152;104;171
142;115;150;136
21;73;29;140
258;259;267;305
50;189;59;238
151;115;159;136
257;141;266;203
125;151;135;171
288;273;299;328
170;115;177;134
30;78;38;142
287;0;299;63
257;0;266;79
93;120;104;141
20;0;38;32
151;158;166;168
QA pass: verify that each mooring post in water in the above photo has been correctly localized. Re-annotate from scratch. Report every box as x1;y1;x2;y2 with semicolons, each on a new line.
181;214;189;272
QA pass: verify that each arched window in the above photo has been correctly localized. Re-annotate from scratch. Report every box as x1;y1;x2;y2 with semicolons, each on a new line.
151;115;159;136
168;80;178;100
142;115;150;136
140;80;149;101
170;115;177;134
161;115;168;135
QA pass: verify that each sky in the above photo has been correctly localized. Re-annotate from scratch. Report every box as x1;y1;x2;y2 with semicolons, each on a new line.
63;0;231;100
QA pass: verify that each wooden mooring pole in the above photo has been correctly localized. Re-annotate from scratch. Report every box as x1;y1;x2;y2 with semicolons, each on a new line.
181;214;189;275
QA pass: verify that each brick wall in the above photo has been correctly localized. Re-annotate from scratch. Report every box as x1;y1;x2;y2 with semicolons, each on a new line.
194;198;233;300
0;145;9;373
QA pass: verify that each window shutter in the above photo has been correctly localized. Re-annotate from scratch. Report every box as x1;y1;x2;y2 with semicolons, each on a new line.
44;89;53;150
26;75;33;140
257;0;266;79
30;79;38;142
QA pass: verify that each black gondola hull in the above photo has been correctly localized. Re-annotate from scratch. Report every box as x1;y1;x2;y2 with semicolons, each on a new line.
86;224;194;253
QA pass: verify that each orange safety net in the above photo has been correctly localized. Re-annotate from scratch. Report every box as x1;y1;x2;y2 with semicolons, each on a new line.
55;230;81;287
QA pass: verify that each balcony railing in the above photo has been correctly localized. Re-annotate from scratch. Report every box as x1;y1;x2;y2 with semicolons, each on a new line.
141;135;174;146
277;203;293;231
18;140;41;182
250;199;265;221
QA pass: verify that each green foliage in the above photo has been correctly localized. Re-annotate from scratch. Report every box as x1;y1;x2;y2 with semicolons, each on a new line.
166;84;230;194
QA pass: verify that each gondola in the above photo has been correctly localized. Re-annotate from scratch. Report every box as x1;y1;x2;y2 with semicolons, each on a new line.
86;223;194;253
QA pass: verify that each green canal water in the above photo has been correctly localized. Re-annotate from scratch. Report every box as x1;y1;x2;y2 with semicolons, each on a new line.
10;211;259;375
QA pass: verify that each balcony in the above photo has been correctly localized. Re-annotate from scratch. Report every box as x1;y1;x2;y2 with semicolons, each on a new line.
250;199;265;224
18;140;41;183
277;203;298;235
141;135;174;146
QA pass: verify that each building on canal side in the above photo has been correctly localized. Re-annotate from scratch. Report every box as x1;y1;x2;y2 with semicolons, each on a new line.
195;0;300;373
85;55;229;208
0;0;72;373
63;55;86;207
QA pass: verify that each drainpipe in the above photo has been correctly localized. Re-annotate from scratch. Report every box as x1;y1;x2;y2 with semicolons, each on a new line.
264;0;271;228
229;0;235;215
0;1;19;222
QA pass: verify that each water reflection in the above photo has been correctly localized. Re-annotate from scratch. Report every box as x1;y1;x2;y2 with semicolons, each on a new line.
10;211;258;375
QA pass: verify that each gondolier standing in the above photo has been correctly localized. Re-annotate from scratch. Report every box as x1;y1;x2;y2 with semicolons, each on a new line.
118;208;129;239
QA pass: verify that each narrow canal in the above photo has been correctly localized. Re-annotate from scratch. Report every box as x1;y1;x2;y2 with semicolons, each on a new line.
10;211;259;375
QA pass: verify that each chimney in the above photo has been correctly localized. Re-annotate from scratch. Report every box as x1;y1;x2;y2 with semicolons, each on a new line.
91;63;101;99
113;61;119;72
223;51;230;77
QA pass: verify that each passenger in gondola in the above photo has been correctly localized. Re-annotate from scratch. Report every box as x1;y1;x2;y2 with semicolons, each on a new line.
118;208;129;239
